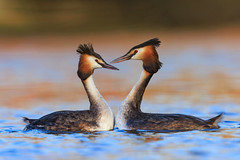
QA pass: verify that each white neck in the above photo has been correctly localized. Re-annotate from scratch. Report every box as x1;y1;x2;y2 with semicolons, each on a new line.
82;75;114;130
116;69;152;129
124;69;153;111
83;75;106;109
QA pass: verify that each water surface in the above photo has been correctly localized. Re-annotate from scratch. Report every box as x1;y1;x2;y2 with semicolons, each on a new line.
0;104;240;160
0;32;240;160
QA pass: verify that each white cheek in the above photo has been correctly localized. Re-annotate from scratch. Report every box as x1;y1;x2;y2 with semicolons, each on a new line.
132;54;141;60
88;56;102;69
131;48;145;60
93;63;102;69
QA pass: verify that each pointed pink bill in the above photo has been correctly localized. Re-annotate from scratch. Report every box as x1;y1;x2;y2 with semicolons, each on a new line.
110;53;132;64
101;63;119;70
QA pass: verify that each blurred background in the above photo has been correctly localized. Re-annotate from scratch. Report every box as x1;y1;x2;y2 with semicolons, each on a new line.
0;0;240;109
1;0;240;36
0;1;240;160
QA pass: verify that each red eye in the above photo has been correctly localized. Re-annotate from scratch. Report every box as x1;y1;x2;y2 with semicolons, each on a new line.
134;50;138;53
95;59;99;62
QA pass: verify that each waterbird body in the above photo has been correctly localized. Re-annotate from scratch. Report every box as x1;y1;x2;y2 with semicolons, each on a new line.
23;44;118;132
111;38;223;131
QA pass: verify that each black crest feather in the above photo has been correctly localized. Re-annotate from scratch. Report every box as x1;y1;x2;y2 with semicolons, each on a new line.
76;43;102;59
77;43;94;55
130;38;161;51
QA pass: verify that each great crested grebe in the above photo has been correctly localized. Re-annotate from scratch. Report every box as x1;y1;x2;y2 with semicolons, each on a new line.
23;43;118;132
111;38;223;131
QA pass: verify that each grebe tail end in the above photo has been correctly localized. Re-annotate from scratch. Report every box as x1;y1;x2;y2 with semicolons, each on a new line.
23;117;36;124
206;113;223;128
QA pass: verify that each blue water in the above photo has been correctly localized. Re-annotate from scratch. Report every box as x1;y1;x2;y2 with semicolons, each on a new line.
0;103;240;160
1;37;240;160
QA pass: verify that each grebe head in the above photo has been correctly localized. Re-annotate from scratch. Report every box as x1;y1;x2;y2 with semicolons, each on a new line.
111;38;162;74
77;43;119;80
